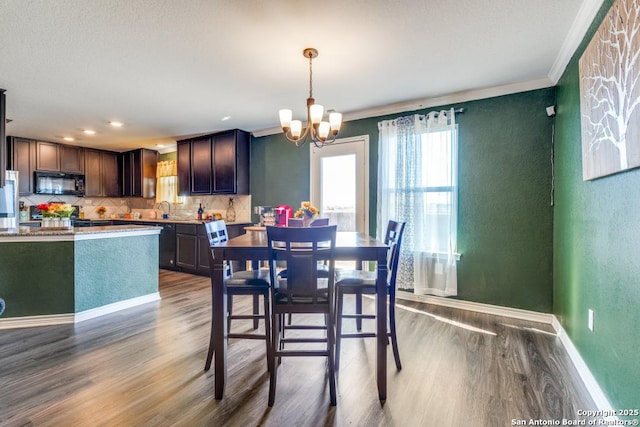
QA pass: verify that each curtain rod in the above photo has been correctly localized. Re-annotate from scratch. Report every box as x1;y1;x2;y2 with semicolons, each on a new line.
418;107;465;116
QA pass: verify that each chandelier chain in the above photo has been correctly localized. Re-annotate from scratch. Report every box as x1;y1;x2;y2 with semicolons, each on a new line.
308;52;314;99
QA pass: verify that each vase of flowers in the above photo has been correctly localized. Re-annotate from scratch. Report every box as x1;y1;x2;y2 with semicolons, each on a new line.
294;202;319;227
36;203;76;228
96;206;107;219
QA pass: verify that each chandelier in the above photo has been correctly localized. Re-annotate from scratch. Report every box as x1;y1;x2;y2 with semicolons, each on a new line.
278;48;342;147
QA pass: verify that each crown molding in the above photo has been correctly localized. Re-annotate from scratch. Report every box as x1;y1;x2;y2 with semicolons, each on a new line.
252;78;553;138
548;0;607;84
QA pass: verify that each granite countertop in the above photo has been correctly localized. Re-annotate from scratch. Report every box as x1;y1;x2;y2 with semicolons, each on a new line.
109;218;251;226
0;224;160;239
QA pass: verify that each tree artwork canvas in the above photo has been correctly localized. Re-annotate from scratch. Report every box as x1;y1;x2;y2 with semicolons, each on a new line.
579;0;640;181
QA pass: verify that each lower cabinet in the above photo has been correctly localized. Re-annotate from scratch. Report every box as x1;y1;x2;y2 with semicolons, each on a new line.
176;222;249;275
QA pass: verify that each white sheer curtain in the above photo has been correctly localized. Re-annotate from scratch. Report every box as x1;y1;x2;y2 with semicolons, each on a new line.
377;109;458;296
156;160;183;204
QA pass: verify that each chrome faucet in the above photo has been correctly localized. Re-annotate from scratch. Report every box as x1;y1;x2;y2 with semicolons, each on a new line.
158;201;171;219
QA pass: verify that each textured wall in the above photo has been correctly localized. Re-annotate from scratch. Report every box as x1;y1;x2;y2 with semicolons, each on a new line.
75;234;158;312
554;0;640;410
251;88;554;312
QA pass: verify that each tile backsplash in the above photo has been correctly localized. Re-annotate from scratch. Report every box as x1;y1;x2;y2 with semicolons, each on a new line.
20;194;252;223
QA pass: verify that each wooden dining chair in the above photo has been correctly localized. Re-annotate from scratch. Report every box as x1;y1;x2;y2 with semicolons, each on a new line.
203;220;271;373
265;225;338;407
334;220;406;371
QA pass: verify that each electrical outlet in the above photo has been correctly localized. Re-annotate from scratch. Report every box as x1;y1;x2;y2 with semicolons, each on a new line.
588;309;595;332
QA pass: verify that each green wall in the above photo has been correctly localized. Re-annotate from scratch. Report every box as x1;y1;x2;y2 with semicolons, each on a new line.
554;0;639;410
251;88;555;312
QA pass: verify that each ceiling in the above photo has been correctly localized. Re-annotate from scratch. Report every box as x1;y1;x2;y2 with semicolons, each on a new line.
0;0;603;153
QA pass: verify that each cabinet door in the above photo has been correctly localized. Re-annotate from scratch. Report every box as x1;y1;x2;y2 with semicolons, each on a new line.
197;234;211;273
212;131;236;193
190;137;212;194
36;141;60;171
121;151;134;197
60;145;84;173
84;149;102;196
10;137;36;195
101;151;120;197
177;140;190;196
141;149;157;198
176;233;197;269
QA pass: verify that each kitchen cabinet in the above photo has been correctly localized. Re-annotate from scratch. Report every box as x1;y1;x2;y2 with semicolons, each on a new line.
191;136;213;194
121;148;157;198
0;89;6;188
177;129;250;196
35;141;60;171
84;149;120;197
60;145;84;174
176;224;198;270
7;137;36;194
177;140;190;196
175;222;249;275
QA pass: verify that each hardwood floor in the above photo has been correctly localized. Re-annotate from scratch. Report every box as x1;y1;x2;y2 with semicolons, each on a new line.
0;270;596;426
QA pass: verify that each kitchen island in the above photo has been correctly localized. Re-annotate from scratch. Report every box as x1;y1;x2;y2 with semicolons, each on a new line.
0;225;160;327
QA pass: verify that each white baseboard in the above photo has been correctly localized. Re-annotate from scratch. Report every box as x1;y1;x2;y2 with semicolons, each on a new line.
75;292;161;322
397;292;614;413
396;291;555;325
0;293;161;329
551;317;616;415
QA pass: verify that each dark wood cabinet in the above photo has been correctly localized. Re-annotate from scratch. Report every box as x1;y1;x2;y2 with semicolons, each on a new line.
176;224;198;270
176;129;250;196
85;148;120;197
190;136;213;194
0;89;6;188
175;222;249;275
35;141;60;171
177;140;190;196
121;148;157;198
7;137;36;194
60;145;84;174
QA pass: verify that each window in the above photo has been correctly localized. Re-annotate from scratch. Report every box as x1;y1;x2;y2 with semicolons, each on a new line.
378;111;458;296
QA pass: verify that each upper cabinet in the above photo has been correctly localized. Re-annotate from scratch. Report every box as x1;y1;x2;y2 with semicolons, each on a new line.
0;89;6;188
121;148;157;198
7;137;36;195
177;129;250;196
60;145;84;174
37;141;85;173
84;148;120;197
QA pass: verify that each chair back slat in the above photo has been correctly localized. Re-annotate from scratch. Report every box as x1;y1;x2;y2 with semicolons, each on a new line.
204;220;229;246
384;220;406;293
266;225;337;306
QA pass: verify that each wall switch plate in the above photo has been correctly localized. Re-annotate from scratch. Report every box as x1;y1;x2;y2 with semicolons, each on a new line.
588;309;595;332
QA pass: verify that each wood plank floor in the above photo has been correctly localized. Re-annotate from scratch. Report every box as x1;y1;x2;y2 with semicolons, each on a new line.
0;270;596;426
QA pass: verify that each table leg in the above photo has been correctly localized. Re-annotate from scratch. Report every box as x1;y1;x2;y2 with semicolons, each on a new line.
376;251;388;401
213;249;228;399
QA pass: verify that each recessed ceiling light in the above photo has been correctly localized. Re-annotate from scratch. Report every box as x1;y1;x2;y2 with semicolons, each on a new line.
221;116;231;121
109;121;123;127
156;144;165;148
83;129;96;135
63;136;75;142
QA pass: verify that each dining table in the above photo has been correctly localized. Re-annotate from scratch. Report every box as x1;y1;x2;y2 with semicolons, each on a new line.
210;230;390;401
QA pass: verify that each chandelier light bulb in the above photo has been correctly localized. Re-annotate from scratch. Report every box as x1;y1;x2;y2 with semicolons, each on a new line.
279;109;292;130
290;120;302;139
329;112;342;134
309;104;324;124
318;121;330;140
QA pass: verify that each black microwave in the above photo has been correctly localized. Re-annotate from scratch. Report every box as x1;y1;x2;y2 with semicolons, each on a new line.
34;171;85;196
